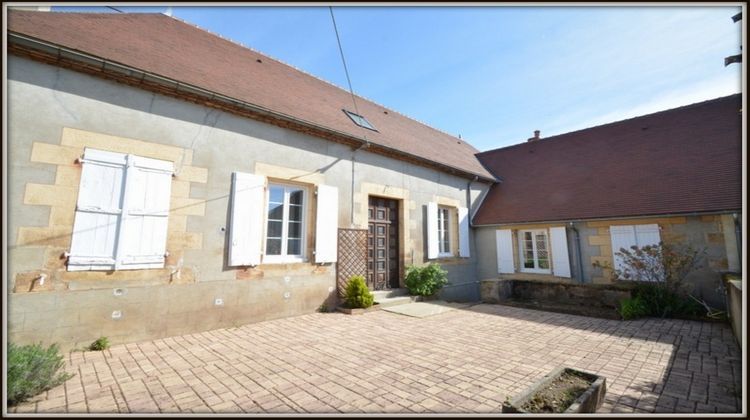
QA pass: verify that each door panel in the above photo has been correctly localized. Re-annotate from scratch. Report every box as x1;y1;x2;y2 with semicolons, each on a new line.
367;197;400;290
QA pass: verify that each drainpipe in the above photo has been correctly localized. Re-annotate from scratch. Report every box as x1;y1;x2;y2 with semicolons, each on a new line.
733;213;742;271
569;222;585;283
466;175;479;211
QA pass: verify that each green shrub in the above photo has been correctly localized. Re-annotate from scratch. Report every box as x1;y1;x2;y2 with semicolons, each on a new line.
344;275;374;309
619;296;649;320
599;242;711;320
620;283;705;320
8;343;74;406
88;337;110;351
404;263;449;297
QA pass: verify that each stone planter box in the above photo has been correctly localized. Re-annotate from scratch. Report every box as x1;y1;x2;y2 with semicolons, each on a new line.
502;367;606;413
417;294;440;302
336;303;380;315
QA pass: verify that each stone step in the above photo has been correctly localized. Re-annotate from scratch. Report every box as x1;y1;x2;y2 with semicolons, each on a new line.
371;288;409;300
374;296;417;309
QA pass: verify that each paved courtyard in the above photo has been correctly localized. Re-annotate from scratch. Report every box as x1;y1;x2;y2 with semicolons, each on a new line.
10;304;742;414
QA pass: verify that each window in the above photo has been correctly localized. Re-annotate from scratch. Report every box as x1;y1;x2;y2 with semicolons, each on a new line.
437;207;452;256
264;183;307;262
343;109;377;131
518;229;551;273
610;224;661;280
68;148;173;271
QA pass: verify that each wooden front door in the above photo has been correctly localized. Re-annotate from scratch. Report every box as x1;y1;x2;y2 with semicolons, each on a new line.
367;197;400;290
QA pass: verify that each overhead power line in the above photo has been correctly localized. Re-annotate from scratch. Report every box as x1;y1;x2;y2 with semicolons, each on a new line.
329;7;361;117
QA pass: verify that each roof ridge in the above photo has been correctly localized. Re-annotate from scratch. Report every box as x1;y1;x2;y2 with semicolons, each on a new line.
477;93;741;156
165;13;467;145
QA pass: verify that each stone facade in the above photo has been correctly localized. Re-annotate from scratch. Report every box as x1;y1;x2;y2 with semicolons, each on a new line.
475;214;741;308
8;55;490;350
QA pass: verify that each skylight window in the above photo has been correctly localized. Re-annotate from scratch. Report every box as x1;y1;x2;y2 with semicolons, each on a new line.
343;109;377;131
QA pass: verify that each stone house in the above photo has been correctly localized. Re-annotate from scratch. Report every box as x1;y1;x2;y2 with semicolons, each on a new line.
5;11;743;350
473;94;742;308
7;11;494;349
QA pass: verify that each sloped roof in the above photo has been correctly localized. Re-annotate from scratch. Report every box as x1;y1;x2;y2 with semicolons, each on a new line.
473;94;742;225
7;11;494;180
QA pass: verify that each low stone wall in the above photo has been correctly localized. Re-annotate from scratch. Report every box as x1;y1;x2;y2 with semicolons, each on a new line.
481;279;634;319
727;279;742;349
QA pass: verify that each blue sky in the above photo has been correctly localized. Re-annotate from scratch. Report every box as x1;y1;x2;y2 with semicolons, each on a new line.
52;5;742;151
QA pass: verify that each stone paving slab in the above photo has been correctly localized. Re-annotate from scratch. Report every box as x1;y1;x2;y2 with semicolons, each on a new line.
8;304;742;414
381;301;471;318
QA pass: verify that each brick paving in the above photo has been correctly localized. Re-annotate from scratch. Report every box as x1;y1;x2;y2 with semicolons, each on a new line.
9;304;742;414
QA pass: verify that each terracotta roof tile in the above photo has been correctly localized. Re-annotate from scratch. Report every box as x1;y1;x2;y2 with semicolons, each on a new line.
473;94;742;225
8;11;494;179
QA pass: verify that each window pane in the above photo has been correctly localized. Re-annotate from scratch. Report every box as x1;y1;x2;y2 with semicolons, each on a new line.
289;190;303;205
287;238;301;255
269;186;284;204
524;259;535;269
289;205;302;222
535;233;548;252
524;231;532;241
288;221;301;238
539;259;550;269
266;238;281;255
267;220;282;238
268;202;283;220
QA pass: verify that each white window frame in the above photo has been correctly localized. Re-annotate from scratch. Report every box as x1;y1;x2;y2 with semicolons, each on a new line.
437;206;453;257
263;182;308;264
518;229;552;274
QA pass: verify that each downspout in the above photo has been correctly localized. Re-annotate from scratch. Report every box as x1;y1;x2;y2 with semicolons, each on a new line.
569;222;585;283
733;213;742;271
466;175;479;213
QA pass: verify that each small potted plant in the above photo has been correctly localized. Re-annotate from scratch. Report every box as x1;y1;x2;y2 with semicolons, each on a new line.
337;275;378;315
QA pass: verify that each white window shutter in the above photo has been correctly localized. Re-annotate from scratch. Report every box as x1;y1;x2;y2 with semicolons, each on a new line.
458;206;470;257
68;149;127;271
315;184;339;263
635;224;661;247
549;226;571;278
426;202;439;259
496;229;515;274
229;172;266;266
610;225;637;274
116;155;173;270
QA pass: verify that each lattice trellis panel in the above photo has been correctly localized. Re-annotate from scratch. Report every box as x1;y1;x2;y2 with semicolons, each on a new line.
336;228;368;298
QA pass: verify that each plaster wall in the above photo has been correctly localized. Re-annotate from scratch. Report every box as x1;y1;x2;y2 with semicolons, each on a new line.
8;56;489;349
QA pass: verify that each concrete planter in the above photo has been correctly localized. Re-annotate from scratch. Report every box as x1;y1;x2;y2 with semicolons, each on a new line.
336;303;380;315
417;293;440;301
502;367;606;414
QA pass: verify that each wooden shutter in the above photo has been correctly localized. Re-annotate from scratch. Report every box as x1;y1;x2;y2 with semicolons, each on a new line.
116;155;174;270
458;206;470;257
496;229;515;274
609;225;637;274
68;149;126;271
549;226;571;278
228;172;266;266
315;184;339;263
426;202;439;259
635;224;661;247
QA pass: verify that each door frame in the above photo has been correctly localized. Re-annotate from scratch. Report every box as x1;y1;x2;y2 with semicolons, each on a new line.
367;194;404;288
